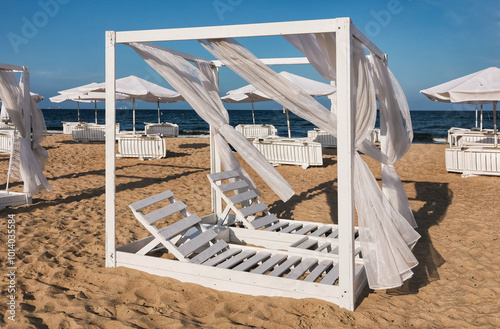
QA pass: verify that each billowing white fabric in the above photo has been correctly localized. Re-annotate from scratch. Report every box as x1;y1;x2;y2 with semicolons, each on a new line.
128;42;294;202
371;56;416;228
286;34;416;227
201;36;419;289
0;70;52;196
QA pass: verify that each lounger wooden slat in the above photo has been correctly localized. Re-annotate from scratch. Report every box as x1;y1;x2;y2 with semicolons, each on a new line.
295;238;318;250
320;264;340;285
209;170;240;181
316;242;332;252
219;180;249;192
144;201;187;225
252;215;279;229
285;258;318;280
280;223;303;234
240;202;268;217
263;221;289;232
268;256;301;277
294;225;317;235
177;228;219;256
202;248;242;267
304;260;333;282
328;246;339;255
233;252;271;271
309;226;333;237
157;214;201;240
190;240;229;264
251;254;287;275
130;190;174;211
217;250;256;269
327;229;339;238
229;190;259;205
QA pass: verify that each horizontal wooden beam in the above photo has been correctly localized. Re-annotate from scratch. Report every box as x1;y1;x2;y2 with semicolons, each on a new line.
115;18;343;43
0;63;25;71
213;57;310;67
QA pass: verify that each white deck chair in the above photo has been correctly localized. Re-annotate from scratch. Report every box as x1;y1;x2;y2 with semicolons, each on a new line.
207;171;360;255
126;190;359;295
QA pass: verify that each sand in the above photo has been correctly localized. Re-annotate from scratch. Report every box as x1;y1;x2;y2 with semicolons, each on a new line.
0;134;499;328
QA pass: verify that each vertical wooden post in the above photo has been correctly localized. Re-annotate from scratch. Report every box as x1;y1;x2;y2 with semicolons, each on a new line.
210;65;222;215
22;67;31;138
336;17;356;311
105;31;117;268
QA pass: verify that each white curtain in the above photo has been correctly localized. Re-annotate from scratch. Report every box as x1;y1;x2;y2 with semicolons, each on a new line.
128;42;294;202
0;70;52;196
200;36;419;289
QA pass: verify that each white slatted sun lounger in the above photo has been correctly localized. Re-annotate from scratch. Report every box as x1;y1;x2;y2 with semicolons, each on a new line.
252;137;322;169
119;190;365;305
235;124;277;138
207;170;361;256
144;122;179;137
117;134;167;160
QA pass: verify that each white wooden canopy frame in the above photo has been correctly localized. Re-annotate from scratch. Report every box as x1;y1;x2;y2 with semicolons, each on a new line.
105;18;386;310
0;63;32;209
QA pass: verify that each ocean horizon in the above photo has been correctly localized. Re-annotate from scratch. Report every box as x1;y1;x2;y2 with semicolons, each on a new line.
42;108;498;144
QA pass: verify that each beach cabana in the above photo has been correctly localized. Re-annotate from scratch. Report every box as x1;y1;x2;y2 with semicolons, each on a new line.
0;63;52;209
421;67;500;176
104;18;418;311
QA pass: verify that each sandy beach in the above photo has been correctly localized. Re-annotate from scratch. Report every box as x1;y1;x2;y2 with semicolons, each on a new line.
0;134;499;328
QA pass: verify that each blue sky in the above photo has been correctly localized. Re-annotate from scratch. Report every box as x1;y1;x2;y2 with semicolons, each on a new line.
1;0;499;110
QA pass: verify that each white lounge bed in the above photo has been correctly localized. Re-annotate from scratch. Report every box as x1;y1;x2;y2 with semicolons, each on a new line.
447;127;497;147
445;145;500;176
0;130;14;154
307;128;337;147
307;128;380;148
117;134;167;160
252;136;322;169
144;122;179;137
235;124;277;138
72;123;120;142
62;121;83;134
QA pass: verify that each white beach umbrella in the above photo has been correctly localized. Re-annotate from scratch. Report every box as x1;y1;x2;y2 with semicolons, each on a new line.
222;71;336;136
80;75;184;133
50;91;129;123
420;67;500;146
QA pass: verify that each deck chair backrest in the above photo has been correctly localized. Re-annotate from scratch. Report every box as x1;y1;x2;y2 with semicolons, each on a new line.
129;190;228;262
207;171;280;230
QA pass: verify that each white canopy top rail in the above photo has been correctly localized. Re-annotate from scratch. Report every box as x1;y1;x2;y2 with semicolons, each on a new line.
105;17;397;311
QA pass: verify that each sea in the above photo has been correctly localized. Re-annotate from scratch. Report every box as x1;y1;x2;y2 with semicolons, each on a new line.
42;109;498;144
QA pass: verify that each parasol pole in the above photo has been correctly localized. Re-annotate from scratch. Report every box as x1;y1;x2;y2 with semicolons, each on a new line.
251;101;255;125
94;100;98;124
480;104;483;131
77;101;81;121
157;100;161;124
284;106;291;138
132;98;136;134
475;104;478;128
494;101;498;148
